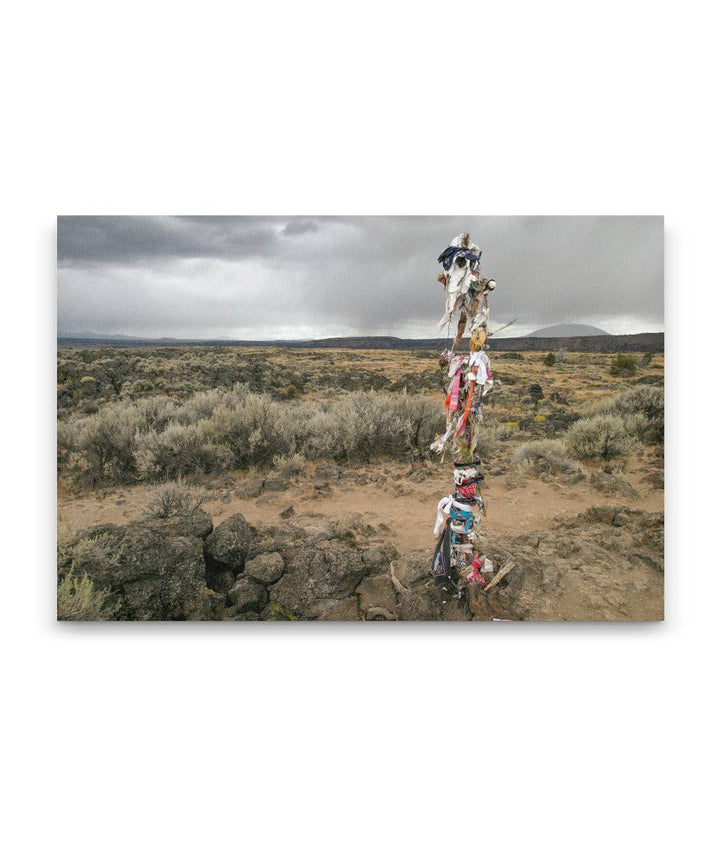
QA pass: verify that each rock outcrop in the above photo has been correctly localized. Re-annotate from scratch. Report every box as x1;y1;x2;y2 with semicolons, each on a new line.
58;503;663;622
62;521;222;620
204;513;256;593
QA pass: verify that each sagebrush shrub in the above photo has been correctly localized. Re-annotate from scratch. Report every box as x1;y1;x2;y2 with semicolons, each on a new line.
142;480;202;519
515;439;584;476
584;385;664;444
57;574;117;621
58;387;445;484
565;414;638;460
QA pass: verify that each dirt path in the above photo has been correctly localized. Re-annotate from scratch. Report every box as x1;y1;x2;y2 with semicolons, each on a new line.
58;457;663;556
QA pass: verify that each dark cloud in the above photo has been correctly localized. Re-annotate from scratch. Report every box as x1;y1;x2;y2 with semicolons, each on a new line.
281;219;320;236
57;216;663;338
57;216;279;266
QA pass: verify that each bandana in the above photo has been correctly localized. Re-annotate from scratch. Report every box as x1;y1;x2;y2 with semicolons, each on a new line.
456;481;478;500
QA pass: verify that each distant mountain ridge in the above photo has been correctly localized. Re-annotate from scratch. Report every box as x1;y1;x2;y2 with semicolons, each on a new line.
528;324;609;337
58;331;664;353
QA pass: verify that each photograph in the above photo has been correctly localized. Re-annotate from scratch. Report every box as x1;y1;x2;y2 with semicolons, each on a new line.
56;215;664;621
9;4;717;853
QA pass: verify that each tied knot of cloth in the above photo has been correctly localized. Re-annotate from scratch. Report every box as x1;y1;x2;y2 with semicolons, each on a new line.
437;246;482;271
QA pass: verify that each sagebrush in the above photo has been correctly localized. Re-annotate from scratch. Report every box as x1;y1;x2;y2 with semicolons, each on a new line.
58;386;445;486
565;415;638;460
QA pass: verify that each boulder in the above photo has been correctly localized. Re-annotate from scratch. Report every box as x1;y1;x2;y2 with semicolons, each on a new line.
314;598;360;621
269;539;369;619
360;544;399;574
392;550;432;588
581;506;622;526
69;523;217;620
641;471;664;490
146;508;214;540
227;610;262;621
244;552;285;585
589;471;639;498
235;478;265;498
356;574;397;619
228;578;268;613
246;524;310;559
205;513;256;573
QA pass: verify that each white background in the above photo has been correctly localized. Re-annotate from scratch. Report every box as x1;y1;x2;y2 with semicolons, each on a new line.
2;2;717;854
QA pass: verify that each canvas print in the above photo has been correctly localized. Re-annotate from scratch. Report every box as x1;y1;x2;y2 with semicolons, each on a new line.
57;216;664;621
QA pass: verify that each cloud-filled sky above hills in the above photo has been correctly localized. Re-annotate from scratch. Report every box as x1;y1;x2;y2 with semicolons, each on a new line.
57;215;663;339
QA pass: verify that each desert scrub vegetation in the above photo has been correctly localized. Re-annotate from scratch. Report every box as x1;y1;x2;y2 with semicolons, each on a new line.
515;439;585;478
581;385;664;444
565;415;639;461
610;353;638;377
57;573;117;620
57;347;441;416
58;385;445;486
141;480;203;519
57;522;119;619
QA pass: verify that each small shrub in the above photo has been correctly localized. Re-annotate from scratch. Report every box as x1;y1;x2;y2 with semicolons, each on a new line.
640;352;655;367
271;452;307;477
515;439;584;476
609;354;637;377
142;479;202;519
57;574;117;620
543;352;556;367
134;422;229;481
565;414;638;460
496;422;517;440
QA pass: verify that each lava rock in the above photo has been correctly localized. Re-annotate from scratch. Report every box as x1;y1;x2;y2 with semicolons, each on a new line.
68;523;217;620
356;574;397;619
590;471;639;498
228;577;268;613
204;513;256;574
146;508;214;540
244;552;285;585
392;550;433;588
235;478;265;499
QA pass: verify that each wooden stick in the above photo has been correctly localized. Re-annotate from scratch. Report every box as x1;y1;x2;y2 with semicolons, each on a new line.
488;318;516;337
484;561;515;591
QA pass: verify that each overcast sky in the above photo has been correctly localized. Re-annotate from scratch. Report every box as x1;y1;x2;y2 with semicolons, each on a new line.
57;215;663;339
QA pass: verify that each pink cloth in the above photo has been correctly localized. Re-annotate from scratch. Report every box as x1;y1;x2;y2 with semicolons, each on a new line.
449;369;461;411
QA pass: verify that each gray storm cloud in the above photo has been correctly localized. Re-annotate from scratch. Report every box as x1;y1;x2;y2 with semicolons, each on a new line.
57;215;663;339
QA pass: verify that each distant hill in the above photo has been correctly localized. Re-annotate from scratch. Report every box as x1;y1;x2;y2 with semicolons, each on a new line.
528;324;609;337
58;331;664;353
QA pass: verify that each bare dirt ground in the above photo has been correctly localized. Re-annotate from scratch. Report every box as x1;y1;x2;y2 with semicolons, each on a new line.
59;455;663;555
